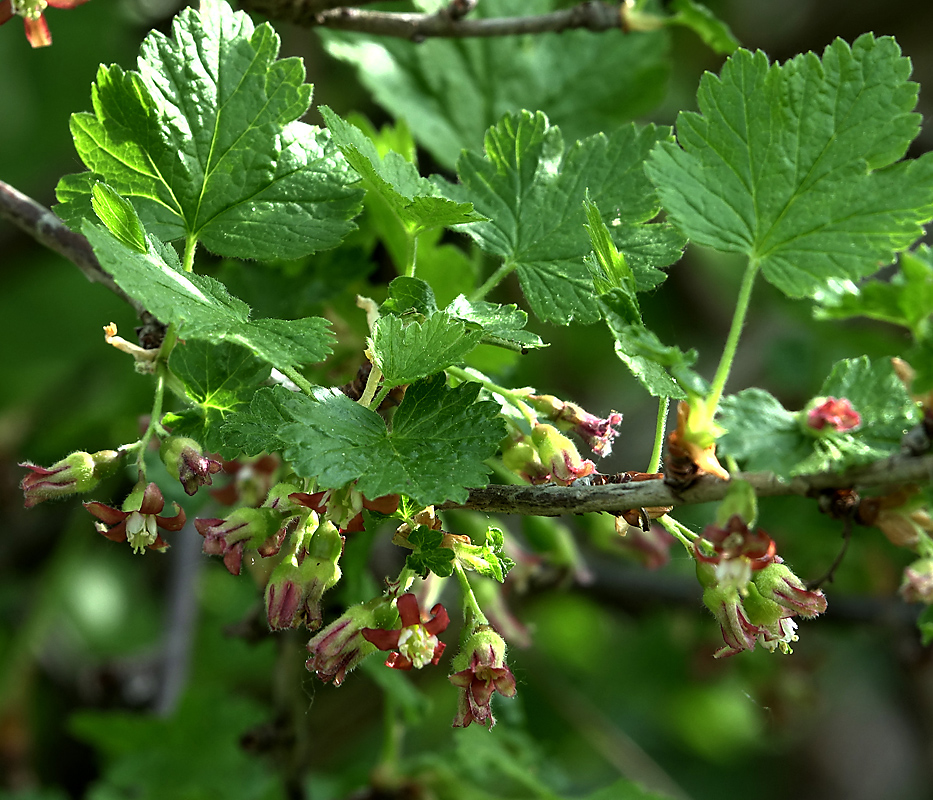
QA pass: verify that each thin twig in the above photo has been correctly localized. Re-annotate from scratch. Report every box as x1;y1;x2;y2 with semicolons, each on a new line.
0;178;144;316
239;0;624;39
437;453;933;516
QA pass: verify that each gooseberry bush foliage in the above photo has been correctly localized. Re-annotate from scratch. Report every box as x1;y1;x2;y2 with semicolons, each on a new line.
9;0;933;797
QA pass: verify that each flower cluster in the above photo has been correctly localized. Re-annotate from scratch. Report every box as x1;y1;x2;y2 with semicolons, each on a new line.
695;517;827;657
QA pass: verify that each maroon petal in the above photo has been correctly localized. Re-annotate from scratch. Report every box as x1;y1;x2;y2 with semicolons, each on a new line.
0;2;13;25
138;483;167;515
396;593;421;627
424;603;450;636
85;501;128;526
23;15;51;47
223;542;245;576
361;627;402;651
155;505;187;532
98;520;128;543
384;652;414;671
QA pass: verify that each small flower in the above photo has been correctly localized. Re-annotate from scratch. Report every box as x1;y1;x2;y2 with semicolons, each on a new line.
448;627;517;729
195;507;286;575
85;482;185;554
19;449;120;508
0;0;89;48
900;559;933;604
695;515;777;590
160;437;222;496
528;394;623;457
753;562;828;618
703;582;799;658
500;431;552;485
805;396;861;433
306;599;390;686
361;593;449;670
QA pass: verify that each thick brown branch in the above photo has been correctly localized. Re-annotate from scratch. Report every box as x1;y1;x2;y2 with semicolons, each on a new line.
0;178;144;316
240;0;624;39
438;453;933;516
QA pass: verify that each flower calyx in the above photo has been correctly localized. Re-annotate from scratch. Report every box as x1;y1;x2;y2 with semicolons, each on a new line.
160;436;222;496
526;393;623;457
448;626;517;729
361;593;449;671
20;449;121;508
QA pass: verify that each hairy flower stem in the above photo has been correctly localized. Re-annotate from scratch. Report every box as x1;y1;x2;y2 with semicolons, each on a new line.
658;514;699;557
136;370;167;477
706;259;760;415
470;259;517;302
647;396;670;474
446;366;537;427
454;563;489;629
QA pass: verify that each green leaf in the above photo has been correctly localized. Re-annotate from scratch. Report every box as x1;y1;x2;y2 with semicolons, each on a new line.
279;374;504;506
405;526;455;579
445;295;546;351
57;0;362;260
668;0;740;55
320;0;670;169
598;291;700;399
163;340;271;452
585;197;640;310
381;276;439;317
717;388;814;475
321;106;485;232
90;183;147;253
646;35;933;299
444;112;684;324
83;219;334;371
370;313;484;387
718;357;920;476
220;384;296;458
815;246;933;337
455;526;515;583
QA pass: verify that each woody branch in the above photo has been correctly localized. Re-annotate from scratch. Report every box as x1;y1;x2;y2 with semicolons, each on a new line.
238;0;626;39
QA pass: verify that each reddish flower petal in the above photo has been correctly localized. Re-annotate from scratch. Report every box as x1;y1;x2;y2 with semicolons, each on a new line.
340;512;365;533
384;652;414;671
47;0;91;7
155;506;187;532
362;494;400;514
138;483;167;515
223;542;245;576
361;627;402;651
289;491;327;512
0;2;13;25
84;501;129;526
97;520;128;543
23;15;51;47
424;603;450;636
396;593;422;627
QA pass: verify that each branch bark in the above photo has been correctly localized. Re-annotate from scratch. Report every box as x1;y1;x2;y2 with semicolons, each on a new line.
437;452;933;516
239;0;625;39
0;178;145;316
